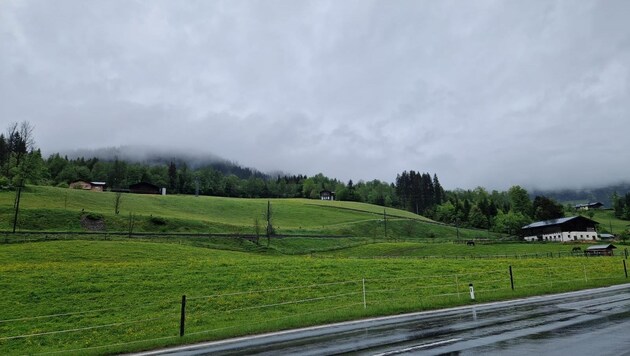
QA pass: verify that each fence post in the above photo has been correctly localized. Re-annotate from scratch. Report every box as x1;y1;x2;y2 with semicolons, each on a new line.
624;260;628;279
180;295;187;337
583;264;588;283
509;266;514;291
362;278;367;309
456;275;460;299
625;248;628;260
469;283;475;300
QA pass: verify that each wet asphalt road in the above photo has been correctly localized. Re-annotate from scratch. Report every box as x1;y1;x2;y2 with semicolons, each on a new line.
134;284;630;356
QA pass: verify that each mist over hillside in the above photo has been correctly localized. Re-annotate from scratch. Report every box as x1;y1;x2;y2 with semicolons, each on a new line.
530;183;630;208
61;146;630;204
62;145;276;180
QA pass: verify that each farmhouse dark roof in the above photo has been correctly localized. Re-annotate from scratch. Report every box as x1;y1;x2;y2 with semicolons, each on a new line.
130;182;159;189
522;216;579;229
574;202;603;208
523;217;573;228
586;244;616;250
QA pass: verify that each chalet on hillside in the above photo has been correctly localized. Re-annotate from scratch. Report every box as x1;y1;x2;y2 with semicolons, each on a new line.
320;190;335;201
129;182;161;195
574;202;604;210
522;216;599;242
69;181;107;192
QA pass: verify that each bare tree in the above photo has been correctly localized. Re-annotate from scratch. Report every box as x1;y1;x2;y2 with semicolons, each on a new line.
18;121;35;152
5;121;35;175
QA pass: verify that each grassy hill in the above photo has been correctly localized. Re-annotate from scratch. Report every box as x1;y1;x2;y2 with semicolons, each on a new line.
587;209;630;235
0;185;494;242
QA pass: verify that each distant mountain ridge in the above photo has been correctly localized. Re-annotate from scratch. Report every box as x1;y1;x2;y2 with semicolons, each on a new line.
530;183;630;208
63;145;279;180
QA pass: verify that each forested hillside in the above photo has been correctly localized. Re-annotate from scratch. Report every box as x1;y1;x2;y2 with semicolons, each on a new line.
2;121;630;236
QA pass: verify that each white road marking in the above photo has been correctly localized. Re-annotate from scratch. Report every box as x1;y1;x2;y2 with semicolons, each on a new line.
372;338;462;356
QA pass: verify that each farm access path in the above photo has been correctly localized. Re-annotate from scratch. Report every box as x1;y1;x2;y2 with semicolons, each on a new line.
131;283;630;355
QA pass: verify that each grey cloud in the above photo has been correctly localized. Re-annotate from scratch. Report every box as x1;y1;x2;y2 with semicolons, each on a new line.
1;0;630;190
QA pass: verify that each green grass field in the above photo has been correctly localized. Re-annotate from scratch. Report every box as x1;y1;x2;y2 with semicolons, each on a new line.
314;241;603;258
2;186;630;355
1;239;628;355
0;186;493;241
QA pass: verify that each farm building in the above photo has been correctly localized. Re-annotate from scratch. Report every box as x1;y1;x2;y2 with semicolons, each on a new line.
129;182;161;195
598;233;615;240
522;216;599;242
585;244;617;256
69;181;107;192
574;202;603;210
320;190;335;201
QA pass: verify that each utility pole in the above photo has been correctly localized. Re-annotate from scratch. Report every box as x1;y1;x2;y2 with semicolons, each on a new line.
610;219;613;235
266;200;273;246
383;209;388;239
12;181;24;233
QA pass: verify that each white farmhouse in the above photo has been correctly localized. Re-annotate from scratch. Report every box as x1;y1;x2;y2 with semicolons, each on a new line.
521;216;599;242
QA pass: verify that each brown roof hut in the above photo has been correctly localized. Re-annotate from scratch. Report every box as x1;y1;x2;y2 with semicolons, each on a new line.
585;244;617;256
129;182;161;195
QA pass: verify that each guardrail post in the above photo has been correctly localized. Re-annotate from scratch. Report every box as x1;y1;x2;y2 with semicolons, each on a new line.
624;260;628;279
180;295;187;337
509;265;514;291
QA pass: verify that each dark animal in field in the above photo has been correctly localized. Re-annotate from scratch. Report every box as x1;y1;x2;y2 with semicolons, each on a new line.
466;240;475;246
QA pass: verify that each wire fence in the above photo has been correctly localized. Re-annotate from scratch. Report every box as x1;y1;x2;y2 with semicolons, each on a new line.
313;248;630;260
0;231;355;245
1;261;629;355
3;232;626;261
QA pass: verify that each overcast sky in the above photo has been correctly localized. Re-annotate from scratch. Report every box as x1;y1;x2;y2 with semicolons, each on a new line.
1;1;629;190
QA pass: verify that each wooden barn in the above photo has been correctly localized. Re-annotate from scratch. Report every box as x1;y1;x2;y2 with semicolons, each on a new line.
129;182;161;195
522;216;599;242
69;181;107;192
585;244;617;256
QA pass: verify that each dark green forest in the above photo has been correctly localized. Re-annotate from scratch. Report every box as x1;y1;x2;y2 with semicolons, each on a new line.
2;121;630;235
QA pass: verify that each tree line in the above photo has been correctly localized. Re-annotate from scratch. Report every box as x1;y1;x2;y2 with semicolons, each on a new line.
0;122;44;186
612;192;630;220
428;185;568;235
5;121;627;236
